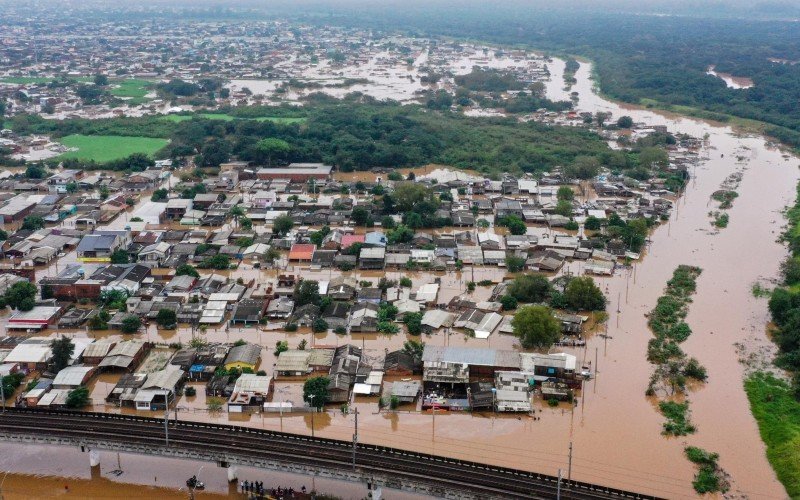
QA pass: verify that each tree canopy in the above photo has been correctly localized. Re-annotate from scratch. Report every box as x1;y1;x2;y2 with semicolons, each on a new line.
50;337;75;373
564;276;606;311
512;305;562;349
2;281;37;311
303;376;330;409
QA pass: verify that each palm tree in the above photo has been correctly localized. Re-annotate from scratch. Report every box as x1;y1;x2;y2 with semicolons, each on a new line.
229;205;245;228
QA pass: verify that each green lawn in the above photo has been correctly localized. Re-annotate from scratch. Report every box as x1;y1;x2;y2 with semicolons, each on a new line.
161;113;306;124
745;372;800;497
57;134;169;163
109;79;153;105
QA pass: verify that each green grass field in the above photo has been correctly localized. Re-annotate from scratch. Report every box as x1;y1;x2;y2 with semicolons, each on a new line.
57;134;169;163
745;372;800;497
109;79;153;105
162;113;306;124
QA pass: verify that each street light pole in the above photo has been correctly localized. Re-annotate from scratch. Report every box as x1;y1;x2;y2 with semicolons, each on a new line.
308;394;315;437
352;407;358;471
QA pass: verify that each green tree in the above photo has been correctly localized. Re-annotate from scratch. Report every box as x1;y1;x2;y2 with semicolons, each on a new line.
394;182;435;212
380;215;396;229
404;312;423;335
565;156;600;180
199;254;230;270
88;310;110;330
4;281;37;311
120;315;142;334
617;116;634;128
500;295;518;311
65;181;78;194
110;249;129;264
256;138;291;166
557;186;575;201
505;256;526;273
303;376;330;409
65;386;90;408
351;206;370;226
294;280;320;307
512;305;561;349
50;336;75;373
228;205;245;227
274;340;289;356
639;147;669;170
156;308;178;329
21;215;45;231
25;164;46;179
508;274;552;303
500;215;527;235
151;188;168;202
93;74;109;86
554;200;573;217
564;276;606;311
272;214;294;236
585;216;602;230
175;264;199;278
402;339;425;363
312;317;329;333
239;217;253;230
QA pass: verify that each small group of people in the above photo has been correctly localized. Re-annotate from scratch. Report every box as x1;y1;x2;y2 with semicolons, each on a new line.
240;480;307;499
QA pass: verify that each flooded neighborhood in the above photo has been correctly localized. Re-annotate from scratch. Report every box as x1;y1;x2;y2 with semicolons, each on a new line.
0;3;799;500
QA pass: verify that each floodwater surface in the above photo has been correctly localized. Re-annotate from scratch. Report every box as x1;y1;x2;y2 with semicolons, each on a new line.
1;51;796;500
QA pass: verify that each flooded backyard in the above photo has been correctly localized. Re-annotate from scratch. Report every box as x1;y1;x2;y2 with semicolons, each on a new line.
0;46;797;500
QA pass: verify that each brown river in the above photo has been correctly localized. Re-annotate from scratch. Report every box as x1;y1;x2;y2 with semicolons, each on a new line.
3;53;798;499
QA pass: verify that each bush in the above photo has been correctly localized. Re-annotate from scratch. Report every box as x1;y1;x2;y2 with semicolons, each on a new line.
312;317;329;333
184;386;197;397
285;323;298;332
334;326;347;335
500;295;518;311
120;315;142;334
404;312;423;335
65;386;90;408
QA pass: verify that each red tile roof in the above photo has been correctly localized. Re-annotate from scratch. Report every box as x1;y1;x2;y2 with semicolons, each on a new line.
288;244;316;261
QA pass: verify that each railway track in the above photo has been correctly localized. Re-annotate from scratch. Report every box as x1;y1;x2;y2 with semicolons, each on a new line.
0;408;661;499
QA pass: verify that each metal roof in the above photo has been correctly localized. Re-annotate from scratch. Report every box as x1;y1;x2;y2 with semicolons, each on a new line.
422;346;521;369
53;366;94;387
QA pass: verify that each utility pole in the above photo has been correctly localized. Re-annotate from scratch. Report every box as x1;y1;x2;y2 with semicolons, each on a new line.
556;469;562;500
0;377;5;413
352;407;359;471
164;404;169;446
568;442;573;484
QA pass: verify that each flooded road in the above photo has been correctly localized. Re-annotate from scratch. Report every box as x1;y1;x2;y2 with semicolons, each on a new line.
0;442;426;500
2;52;796;499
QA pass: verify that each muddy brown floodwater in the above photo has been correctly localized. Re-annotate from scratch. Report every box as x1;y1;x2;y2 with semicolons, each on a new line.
2;55;797;499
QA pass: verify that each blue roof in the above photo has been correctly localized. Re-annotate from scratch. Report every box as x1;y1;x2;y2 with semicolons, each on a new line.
189;364;205;372
365;232;387;247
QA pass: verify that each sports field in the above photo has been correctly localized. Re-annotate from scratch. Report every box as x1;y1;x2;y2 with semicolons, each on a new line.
57;134;169;163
